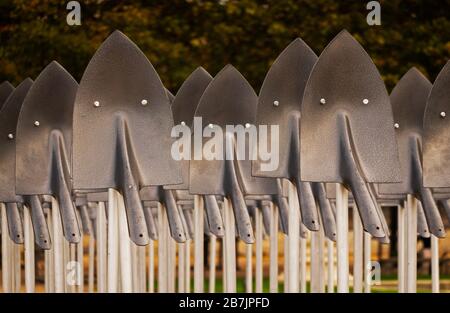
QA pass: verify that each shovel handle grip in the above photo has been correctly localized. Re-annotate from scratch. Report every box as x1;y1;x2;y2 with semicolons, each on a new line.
294;178;319;231
142;205;158;240
163;190;186;243
5;202;24;244
26;195;51;249
204;195;224;237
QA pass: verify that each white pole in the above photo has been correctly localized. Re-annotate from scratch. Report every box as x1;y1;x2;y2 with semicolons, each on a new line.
118;193;132;292
96;202;107;292
223;197;236;292
157;203;167;292
288;182;300;293
406;194;417;293
431;235;439;293
311;220;325;293
107;189;119;292
167;232;176;292
327;239;335;293
69;242;76;293
24;206;35;293
397;204;405;293
269;204;278;293
185;239;191;292
255;208;263;293
1;203;11;292
13;240;21;292
148;240;155;293
47;209;55;293
300;235;307;293
193;195;204;292
52;197;64;293
283;234;289;293
208;235;217;293
77;239;84;293
245;242;252;293
178;242;185;293
363;232;372;293
353;207;363;293
336;183;349;293
88;234;95;293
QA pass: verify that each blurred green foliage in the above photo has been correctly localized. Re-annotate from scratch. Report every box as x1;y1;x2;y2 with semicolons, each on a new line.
0;0;449;92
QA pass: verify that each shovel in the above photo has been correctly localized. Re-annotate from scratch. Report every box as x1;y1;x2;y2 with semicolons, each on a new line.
300;30;401;292
0;81;14;109
73;30;182;246
378;68;445;238
0;79;32;293
165;67;225;237
0;79;33;245
423;60;450;293
16;62;80;251
380;68;447;293
252;38;320;292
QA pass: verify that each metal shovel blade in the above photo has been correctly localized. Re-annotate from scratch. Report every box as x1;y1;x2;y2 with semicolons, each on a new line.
252;38;320;231
379;68;445;237
190;65;256;243
423;61;450;188
16;62;81;244
165;66;212;190
300;30;401;238
0;81;14;109
73;31;182;245
0;79;33;244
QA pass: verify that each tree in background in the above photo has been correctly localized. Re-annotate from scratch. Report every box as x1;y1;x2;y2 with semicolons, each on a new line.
0;0;449;92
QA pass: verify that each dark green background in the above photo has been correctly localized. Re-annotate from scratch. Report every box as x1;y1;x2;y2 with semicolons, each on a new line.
0;0;449;92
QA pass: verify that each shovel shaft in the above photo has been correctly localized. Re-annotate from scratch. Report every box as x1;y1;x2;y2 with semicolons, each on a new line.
269;203;278;293
24;206;35;292
431;235;440;293
193;195;204;292
336;183;349;293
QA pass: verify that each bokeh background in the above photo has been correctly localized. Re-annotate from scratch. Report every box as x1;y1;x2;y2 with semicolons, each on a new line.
0;0;449;92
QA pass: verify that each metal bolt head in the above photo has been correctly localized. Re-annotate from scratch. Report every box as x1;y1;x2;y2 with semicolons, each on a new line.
320;98;326;105
440;111;446;118
208;123;214;129
394;123;400;129
34;121;40;127
94;101;100;107
141;99;148;106
7;133;13;139
273;100;279;107
181;121;186;126
363;98;369;104
245;123;251;128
